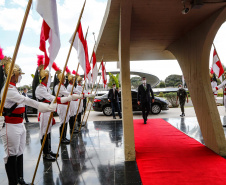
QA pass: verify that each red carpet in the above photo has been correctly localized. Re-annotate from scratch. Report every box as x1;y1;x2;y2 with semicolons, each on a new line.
134;119;226;185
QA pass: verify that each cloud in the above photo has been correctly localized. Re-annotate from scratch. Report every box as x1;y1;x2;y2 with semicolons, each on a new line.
0;0;4;6
0;7;42;34
11;0;27;7
56;0;107;48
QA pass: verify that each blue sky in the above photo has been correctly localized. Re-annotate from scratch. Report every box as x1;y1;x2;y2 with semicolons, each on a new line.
0;0;225;86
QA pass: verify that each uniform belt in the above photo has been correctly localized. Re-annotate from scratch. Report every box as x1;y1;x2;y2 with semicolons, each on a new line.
4;113;24;118
38;99;51;104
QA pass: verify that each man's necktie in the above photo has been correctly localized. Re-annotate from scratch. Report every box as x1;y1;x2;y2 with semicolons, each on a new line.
144;84;146;90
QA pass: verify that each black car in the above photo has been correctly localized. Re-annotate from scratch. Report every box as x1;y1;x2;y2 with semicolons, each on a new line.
93;90;169;116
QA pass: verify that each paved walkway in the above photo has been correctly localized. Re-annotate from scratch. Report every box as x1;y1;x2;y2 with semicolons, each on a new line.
27;106;226;122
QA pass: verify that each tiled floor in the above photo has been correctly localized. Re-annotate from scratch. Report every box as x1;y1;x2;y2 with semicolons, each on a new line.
1;116;226;184
0;121;141;185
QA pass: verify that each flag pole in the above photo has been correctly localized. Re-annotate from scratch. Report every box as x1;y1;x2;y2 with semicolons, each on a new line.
31;1;86;184
55;26;89;159
80;55;102;127
70;54;91;141
79;33;97;127
0;0;33;116
83;61;105;127
69;26;89;141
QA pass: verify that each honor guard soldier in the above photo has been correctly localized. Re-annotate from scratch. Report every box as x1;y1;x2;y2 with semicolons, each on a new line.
67;73;82;134
75;77;95;128
33;56;72;161
210;73;218;101
53;69;81;144
213;71;226;111
0;56;57;185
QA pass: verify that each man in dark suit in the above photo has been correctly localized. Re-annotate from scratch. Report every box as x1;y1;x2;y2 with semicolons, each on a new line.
22;88;29;123
108;84;122;119
137;77;154;124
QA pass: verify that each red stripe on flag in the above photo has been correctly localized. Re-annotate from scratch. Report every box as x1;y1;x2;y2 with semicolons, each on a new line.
77;23;91;77
39;20;50;69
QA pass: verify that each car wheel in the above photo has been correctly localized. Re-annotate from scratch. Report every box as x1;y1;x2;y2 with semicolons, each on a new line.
151;104;161;115
103;106;112;116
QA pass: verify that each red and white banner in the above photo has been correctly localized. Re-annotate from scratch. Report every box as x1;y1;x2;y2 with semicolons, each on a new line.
211;48;224;81
101;61;107;89
92;51;98;85
70;22;91;78
36;0;61;70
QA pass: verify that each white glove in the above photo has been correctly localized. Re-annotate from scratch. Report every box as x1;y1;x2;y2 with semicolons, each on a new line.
61;95;72;103
72;94;83;100
38;102;56;112
0;116;5;131
88;93;95;98
212;88;217;92
49;101;57;112
84;93;89;98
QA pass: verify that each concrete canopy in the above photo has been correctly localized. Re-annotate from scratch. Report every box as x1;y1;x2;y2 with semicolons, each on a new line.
95;0;226;62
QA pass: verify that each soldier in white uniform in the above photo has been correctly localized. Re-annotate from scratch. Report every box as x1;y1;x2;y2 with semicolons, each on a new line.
54;71;81;144
74;77;95;128
213;71;226;110
67;74;79;134
33;56;72;161
210;73;218;101
0;57;57;185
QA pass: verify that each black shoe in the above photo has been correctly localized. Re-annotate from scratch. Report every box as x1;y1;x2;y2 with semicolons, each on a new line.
180;113;184;117
119;116;122;119
26;120;29;123
49;151;59;158
113;117;116;119
144;120;147;124
65;138;70;142
43;154;56;161
71;129;79;134
18;177;31;185
61;139;70;144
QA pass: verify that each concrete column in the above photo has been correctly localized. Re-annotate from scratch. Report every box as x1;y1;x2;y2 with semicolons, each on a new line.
119;0;135;161
168;7;226;156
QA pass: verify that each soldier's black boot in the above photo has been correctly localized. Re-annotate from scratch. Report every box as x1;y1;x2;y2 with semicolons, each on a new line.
64;123;70;142
60;125;70;144
5;155;18;185
41;136;55;161
48;133;59;158
77;113;82;129
17;154;31;185
69;116;78;134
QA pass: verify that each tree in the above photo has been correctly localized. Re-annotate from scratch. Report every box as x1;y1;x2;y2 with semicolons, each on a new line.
164;92;179;108
156;81;165;88
165;75;182;87
130;76;141;89
108;72;120;88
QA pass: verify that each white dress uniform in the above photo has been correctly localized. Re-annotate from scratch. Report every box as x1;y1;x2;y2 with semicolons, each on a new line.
211;81;218;101
67;83;78;117
35;82;55;137
214;80;226;109
0;83;39;164
55;84;70;125
75;84;84;113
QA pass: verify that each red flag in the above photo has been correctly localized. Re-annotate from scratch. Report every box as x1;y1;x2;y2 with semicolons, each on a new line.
70;23;91;77
212;48;224;81
101;61;107;89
